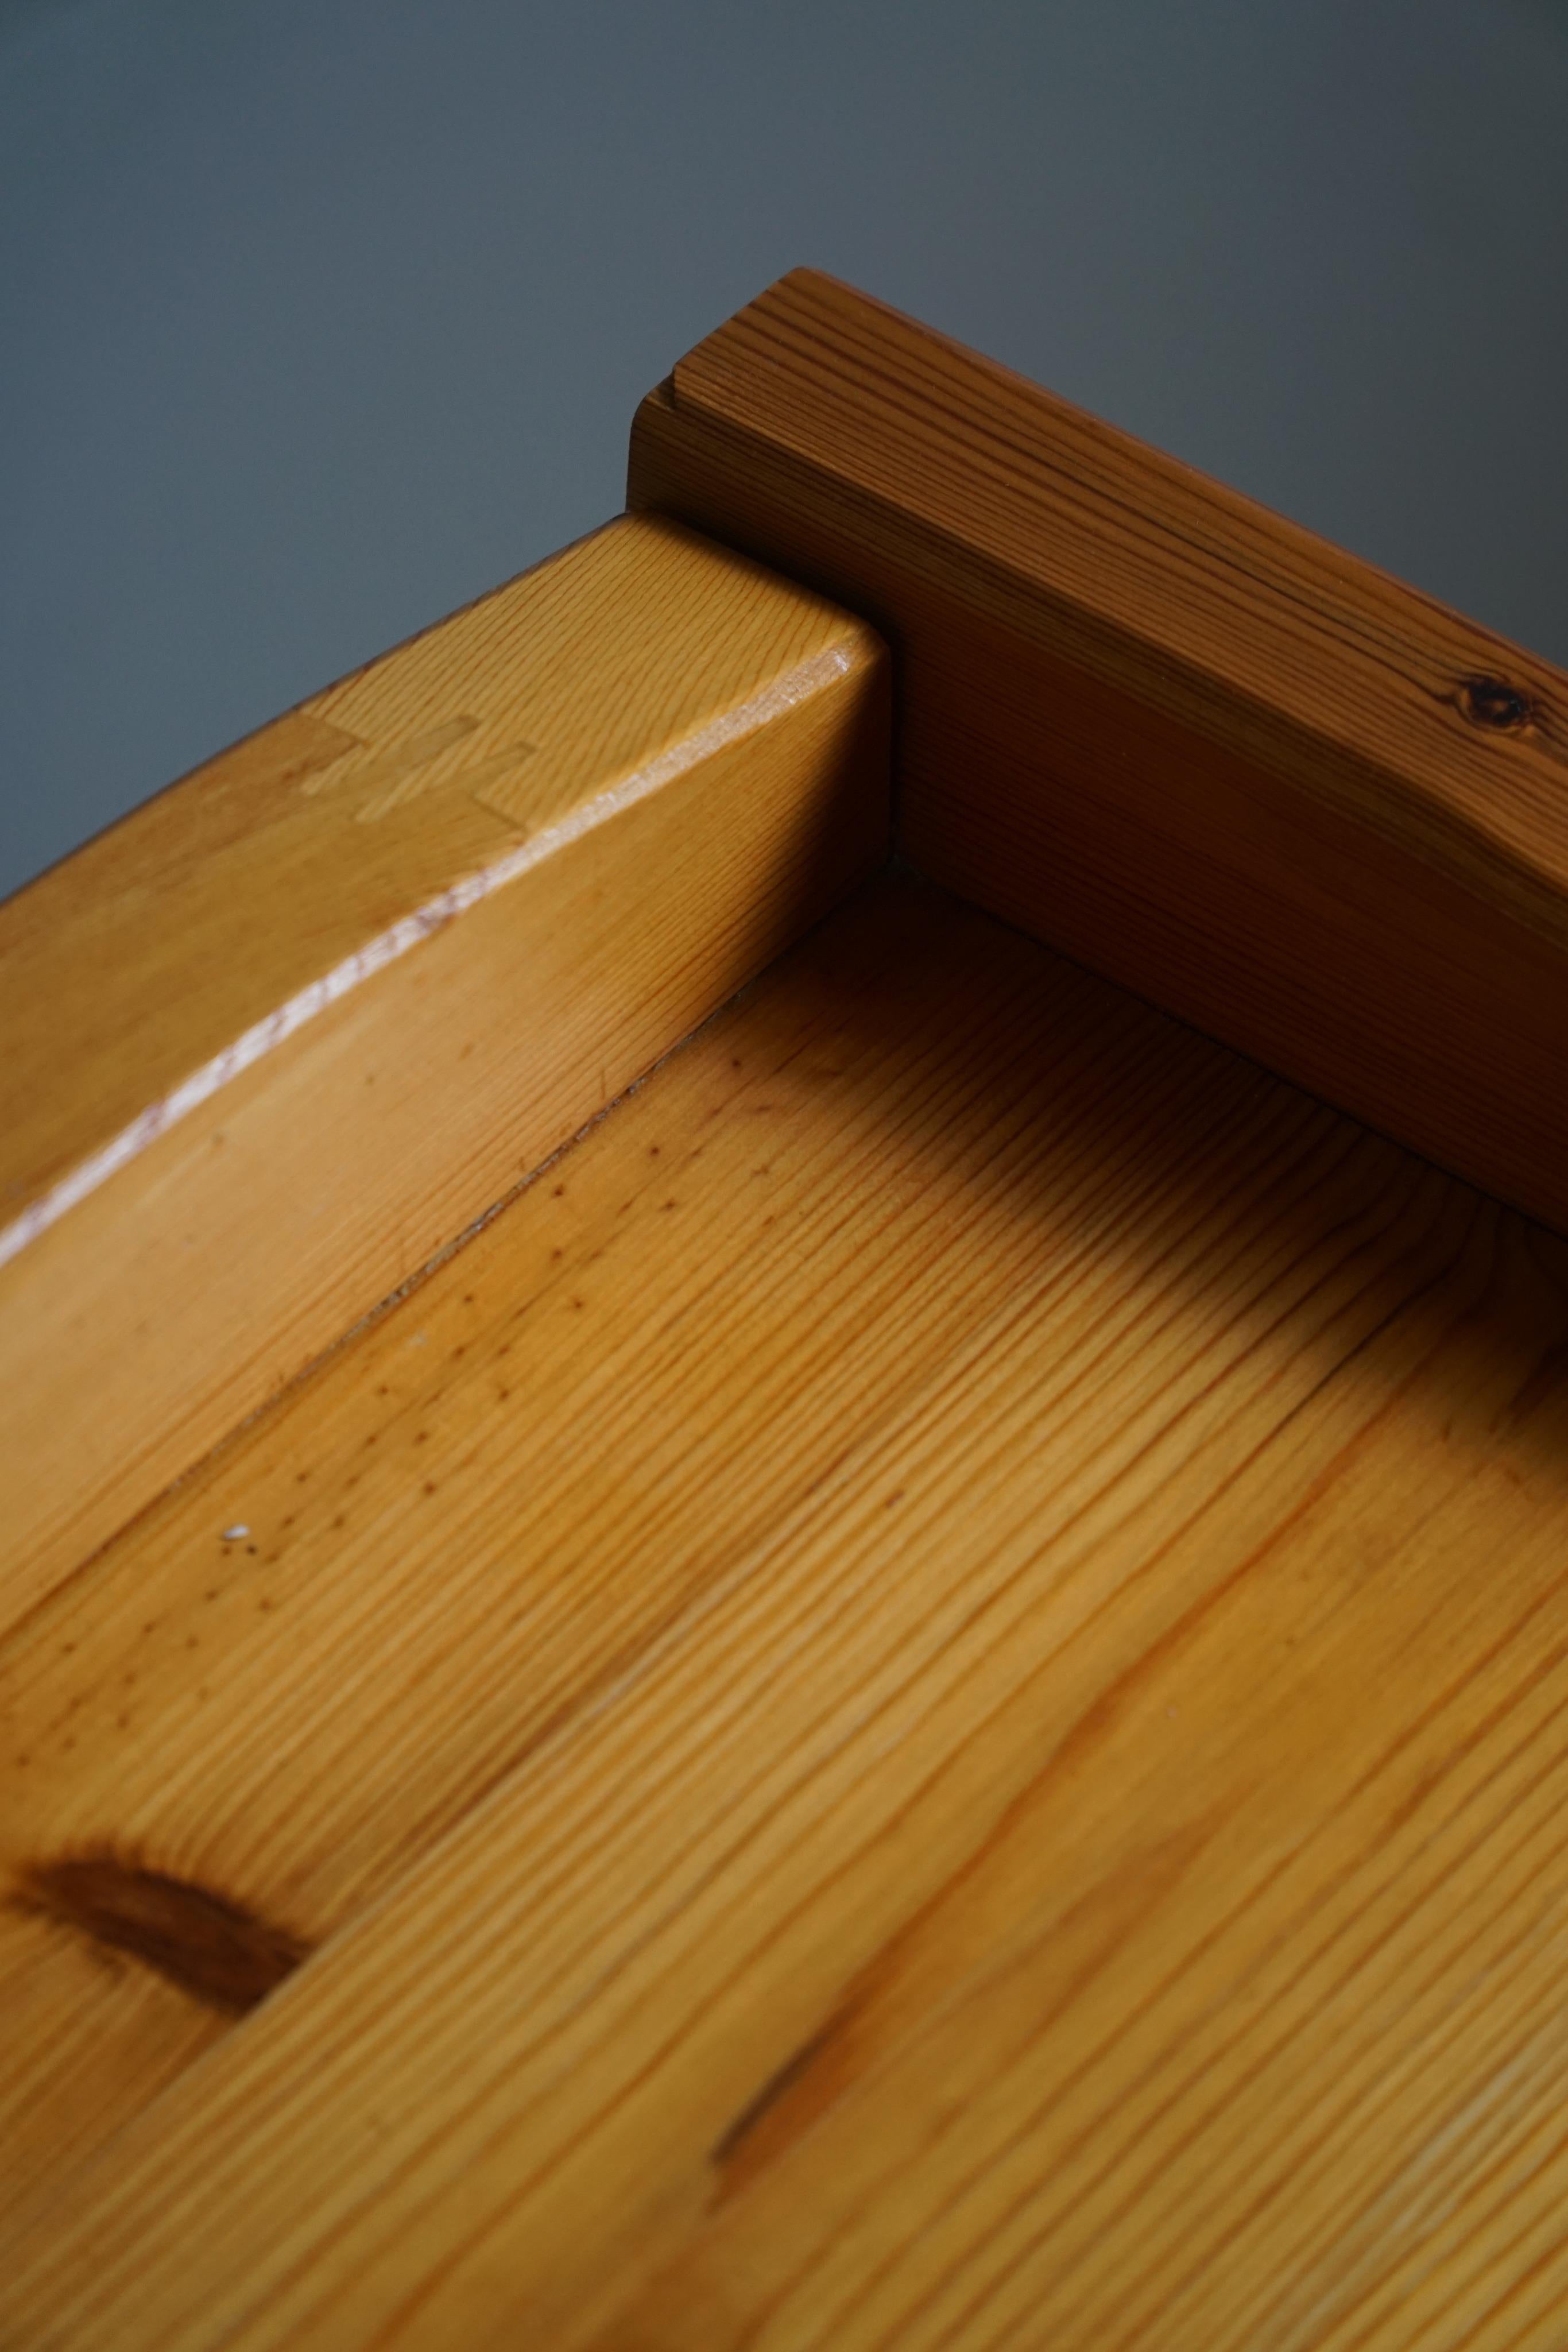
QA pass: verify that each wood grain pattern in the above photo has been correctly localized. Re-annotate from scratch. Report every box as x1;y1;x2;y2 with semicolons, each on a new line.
628;266;1568;1235
7;875;1568;2350
0;513;887;1624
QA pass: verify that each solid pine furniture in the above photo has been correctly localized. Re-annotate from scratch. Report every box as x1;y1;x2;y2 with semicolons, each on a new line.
3;271;1568;2351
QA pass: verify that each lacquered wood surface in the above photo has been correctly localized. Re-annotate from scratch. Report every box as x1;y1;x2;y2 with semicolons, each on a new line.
7;875;1566;2350
0;514;886;1622
629;267;1568;1236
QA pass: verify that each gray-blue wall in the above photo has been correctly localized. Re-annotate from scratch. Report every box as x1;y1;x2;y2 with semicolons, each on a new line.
4;0;1566;901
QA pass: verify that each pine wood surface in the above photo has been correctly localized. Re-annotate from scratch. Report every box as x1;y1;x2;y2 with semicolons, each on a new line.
0;514;886;1624
628;268;1568;1237
7;874;1568;2350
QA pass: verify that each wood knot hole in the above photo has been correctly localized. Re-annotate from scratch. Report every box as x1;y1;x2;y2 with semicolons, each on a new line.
1458;675;1533;733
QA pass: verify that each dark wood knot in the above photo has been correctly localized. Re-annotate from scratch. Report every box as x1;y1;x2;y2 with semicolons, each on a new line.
1458;675;1534;733
12;1849;312;2014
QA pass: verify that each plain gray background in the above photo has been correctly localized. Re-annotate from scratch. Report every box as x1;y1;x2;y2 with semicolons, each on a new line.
3;0;1566;904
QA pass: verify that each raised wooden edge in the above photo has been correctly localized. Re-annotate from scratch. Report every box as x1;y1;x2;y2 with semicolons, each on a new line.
628;267;1568;1235
0;513;888;1624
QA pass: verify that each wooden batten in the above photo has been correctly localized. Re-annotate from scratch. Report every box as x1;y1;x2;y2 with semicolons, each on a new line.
629;268;1568;1235
0;514;888;1627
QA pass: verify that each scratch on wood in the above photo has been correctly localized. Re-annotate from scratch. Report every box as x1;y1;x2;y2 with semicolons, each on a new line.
710;2012;851;2179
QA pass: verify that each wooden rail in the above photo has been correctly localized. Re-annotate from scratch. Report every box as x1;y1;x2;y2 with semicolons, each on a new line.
630;268;1568;1233
0;514;886;1623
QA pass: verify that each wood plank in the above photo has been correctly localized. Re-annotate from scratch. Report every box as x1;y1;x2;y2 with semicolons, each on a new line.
628;267;1568;1236
8;875;1568;2350
3;870;1256;2218
0;514;887;1624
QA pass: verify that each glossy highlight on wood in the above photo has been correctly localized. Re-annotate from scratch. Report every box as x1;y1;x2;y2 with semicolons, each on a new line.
0;513;888;1624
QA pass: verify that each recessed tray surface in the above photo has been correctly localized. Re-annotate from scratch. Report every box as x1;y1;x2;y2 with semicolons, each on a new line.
7;868;1568;2350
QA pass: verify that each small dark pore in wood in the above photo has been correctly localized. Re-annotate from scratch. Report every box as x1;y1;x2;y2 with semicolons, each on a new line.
12;1849;313;2016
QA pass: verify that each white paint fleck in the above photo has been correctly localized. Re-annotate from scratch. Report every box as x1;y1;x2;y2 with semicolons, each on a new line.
222;1525;250;1542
